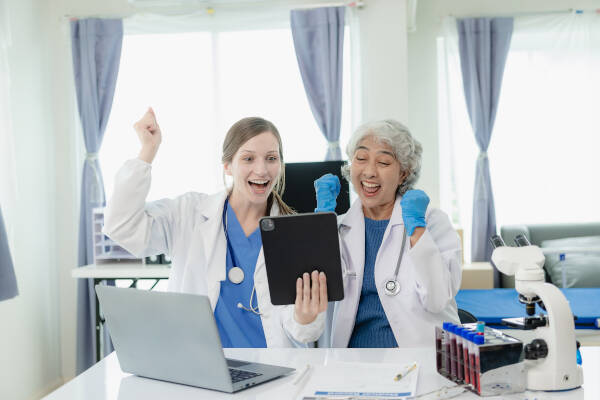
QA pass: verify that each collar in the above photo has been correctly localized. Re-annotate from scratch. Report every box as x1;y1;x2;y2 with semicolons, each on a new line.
340;194;405;230
195;189;281;222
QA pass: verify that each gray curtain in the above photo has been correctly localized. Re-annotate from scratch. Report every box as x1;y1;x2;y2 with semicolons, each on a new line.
457;17;513;287
0;206;18;301
71;18;123;373
291;7;345;161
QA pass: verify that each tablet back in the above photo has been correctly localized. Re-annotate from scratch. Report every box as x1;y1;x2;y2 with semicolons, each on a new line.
260;212;344;305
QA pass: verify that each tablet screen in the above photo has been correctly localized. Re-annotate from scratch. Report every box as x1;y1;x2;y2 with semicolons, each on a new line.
260;212;344;305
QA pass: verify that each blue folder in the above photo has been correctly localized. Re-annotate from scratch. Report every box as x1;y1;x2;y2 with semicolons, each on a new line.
455;288;600;329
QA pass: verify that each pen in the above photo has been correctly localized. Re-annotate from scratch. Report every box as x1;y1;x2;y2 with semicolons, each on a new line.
293;364;312;384
292;364;313;400
394;362;417;381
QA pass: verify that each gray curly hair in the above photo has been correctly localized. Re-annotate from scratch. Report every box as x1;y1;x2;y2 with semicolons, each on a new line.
341;119;422;196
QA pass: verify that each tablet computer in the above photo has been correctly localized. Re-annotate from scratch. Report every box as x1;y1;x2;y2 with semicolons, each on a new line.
259;212;344;305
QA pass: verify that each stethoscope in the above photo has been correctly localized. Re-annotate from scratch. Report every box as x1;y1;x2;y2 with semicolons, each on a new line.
382;227;408;296
222;201;262;315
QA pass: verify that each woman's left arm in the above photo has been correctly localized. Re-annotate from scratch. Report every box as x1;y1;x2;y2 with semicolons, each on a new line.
407;208;462;313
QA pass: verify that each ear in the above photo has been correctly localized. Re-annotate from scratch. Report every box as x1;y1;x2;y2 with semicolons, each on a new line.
398;170;408;186
223;162;232;177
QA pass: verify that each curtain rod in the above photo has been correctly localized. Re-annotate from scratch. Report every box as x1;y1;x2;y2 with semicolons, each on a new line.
449;8;600;19
64;0;364;20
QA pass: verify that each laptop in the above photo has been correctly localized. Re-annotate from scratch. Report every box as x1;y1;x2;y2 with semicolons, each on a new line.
95;285;295;393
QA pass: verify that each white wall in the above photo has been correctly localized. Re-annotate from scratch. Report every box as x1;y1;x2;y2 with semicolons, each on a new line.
0;0;62;399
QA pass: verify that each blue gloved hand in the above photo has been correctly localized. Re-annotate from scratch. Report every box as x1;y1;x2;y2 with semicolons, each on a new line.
400;189;430;236
314;173;341;213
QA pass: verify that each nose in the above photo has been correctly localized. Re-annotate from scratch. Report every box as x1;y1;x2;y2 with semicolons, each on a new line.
362;159;377;178
253;159;268;176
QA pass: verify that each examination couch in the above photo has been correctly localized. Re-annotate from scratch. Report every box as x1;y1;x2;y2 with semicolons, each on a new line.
500;222;600;288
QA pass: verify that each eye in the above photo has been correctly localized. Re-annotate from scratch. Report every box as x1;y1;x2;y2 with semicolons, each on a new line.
378;161;390;166
267;155;279;161
242;156;253;162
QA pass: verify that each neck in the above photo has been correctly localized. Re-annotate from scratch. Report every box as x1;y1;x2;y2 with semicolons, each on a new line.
362;198;395;220
228;189;268;235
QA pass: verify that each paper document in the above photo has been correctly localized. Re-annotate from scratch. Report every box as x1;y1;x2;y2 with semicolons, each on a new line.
297;361;419;399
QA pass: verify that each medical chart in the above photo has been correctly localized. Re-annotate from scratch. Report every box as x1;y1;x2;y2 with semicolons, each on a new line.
297;361;419;399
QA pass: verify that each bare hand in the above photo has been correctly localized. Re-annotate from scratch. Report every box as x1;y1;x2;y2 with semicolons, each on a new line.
294;270;328;325
134;107;162;163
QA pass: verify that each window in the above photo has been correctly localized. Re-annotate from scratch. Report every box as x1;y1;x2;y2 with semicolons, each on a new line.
101;24;353;201
438;14;600;262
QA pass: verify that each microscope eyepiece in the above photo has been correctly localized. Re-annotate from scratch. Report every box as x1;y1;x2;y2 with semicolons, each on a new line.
490;234;506;249
514;234;531;247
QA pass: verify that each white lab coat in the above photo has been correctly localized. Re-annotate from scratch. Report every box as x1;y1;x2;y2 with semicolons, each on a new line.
102;158;319;348
287;195;462;347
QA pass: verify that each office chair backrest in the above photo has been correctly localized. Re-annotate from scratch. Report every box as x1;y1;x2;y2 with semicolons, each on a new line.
458;308;477;324
283;161;350;214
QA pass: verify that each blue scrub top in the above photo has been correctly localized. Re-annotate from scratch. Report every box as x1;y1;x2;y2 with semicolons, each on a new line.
214;200;267;348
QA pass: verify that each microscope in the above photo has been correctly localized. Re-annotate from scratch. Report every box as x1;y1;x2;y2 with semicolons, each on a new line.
490;234;583;391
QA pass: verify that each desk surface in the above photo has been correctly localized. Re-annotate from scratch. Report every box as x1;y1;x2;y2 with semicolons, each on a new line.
71;263;171;279
44;347;599;400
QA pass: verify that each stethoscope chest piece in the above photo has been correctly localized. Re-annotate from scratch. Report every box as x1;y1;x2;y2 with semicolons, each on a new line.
384;279;401;296
228;266;244;284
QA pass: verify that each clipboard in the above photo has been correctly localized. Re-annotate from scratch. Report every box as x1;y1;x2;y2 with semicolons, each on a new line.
259;212;344;305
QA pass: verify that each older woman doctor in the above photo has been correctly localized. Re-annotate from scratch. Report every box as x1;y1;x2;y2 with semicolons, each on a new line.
292;119;462;347
103;109;326;348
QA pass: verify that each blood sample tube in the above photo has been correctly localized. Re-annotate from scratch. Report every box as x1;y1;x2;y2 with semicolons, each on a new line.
448;324;457;380
455;327;464;382
461;329;470;385
473;335;484;393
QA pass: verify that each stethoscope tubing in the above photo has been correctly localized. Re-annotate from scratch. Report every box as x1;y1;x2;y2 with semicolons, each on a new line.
383;226;408;296
222;200;261;315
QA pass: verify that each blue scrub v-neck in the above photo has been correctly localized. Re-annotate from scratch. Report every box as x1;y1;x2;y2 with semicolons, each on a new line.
213;200;267;348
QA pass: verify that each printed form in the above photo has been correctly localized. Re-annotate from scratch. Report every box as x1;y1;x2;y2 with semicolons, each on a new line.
296;361;419;399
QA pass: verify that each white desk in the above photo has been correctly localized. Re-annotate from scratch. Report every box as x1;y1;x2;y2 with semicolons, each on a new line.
72;263;171;361
71;263;171;280
44;347;599;399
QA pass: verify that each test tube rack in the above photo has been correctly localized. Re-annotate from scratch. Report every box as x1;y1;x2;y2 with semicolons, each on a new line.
435;323;526;397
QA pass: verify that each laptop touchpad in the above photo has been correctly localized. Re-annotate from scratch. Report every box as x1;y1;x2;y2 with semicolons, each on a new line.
227;359;250;368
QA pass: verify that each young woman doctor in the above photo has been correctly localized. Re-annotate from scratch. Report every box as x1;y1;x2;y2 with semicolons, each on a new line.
103;108;327;348
290;119;461;347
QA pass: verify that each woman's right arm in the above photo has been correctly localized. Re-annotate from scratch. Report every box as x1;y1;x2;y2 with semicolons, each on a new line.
102;108;185;257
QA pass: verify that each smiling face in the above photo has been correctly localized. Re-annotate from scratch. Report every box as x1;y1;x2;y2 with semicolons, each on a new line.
350;135;407;219
224;131;282;207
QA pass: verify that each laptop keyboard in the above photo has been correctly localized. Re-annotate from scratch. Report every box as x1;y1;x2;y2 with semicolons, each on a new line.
229;368;263;383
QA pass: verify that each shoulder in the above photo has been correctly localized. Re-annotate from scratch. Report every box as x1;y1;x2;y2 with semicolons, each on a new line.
425;207;449;222
424;207;461;246
149;190;226;220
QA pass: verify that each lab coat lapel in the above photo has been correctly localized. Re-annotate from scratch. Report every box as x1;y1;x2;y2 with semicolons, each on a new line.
339;200;365;279
195;191;228;309
334;200;365;347
254;199;280;281
254;200;281;346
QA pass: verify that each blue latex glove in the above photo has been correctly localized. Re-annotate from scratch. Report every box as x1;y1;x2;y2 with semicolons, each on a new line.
400;189;430;236
314;173;341;213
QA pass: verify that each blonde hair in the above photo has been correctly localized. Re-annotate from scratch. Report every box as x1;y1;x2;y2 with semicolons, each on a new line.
222;117;294;215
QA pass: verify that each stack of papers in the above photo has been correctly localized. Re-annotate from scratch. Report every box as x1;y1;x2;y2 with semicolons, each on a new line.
296;361;419;399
